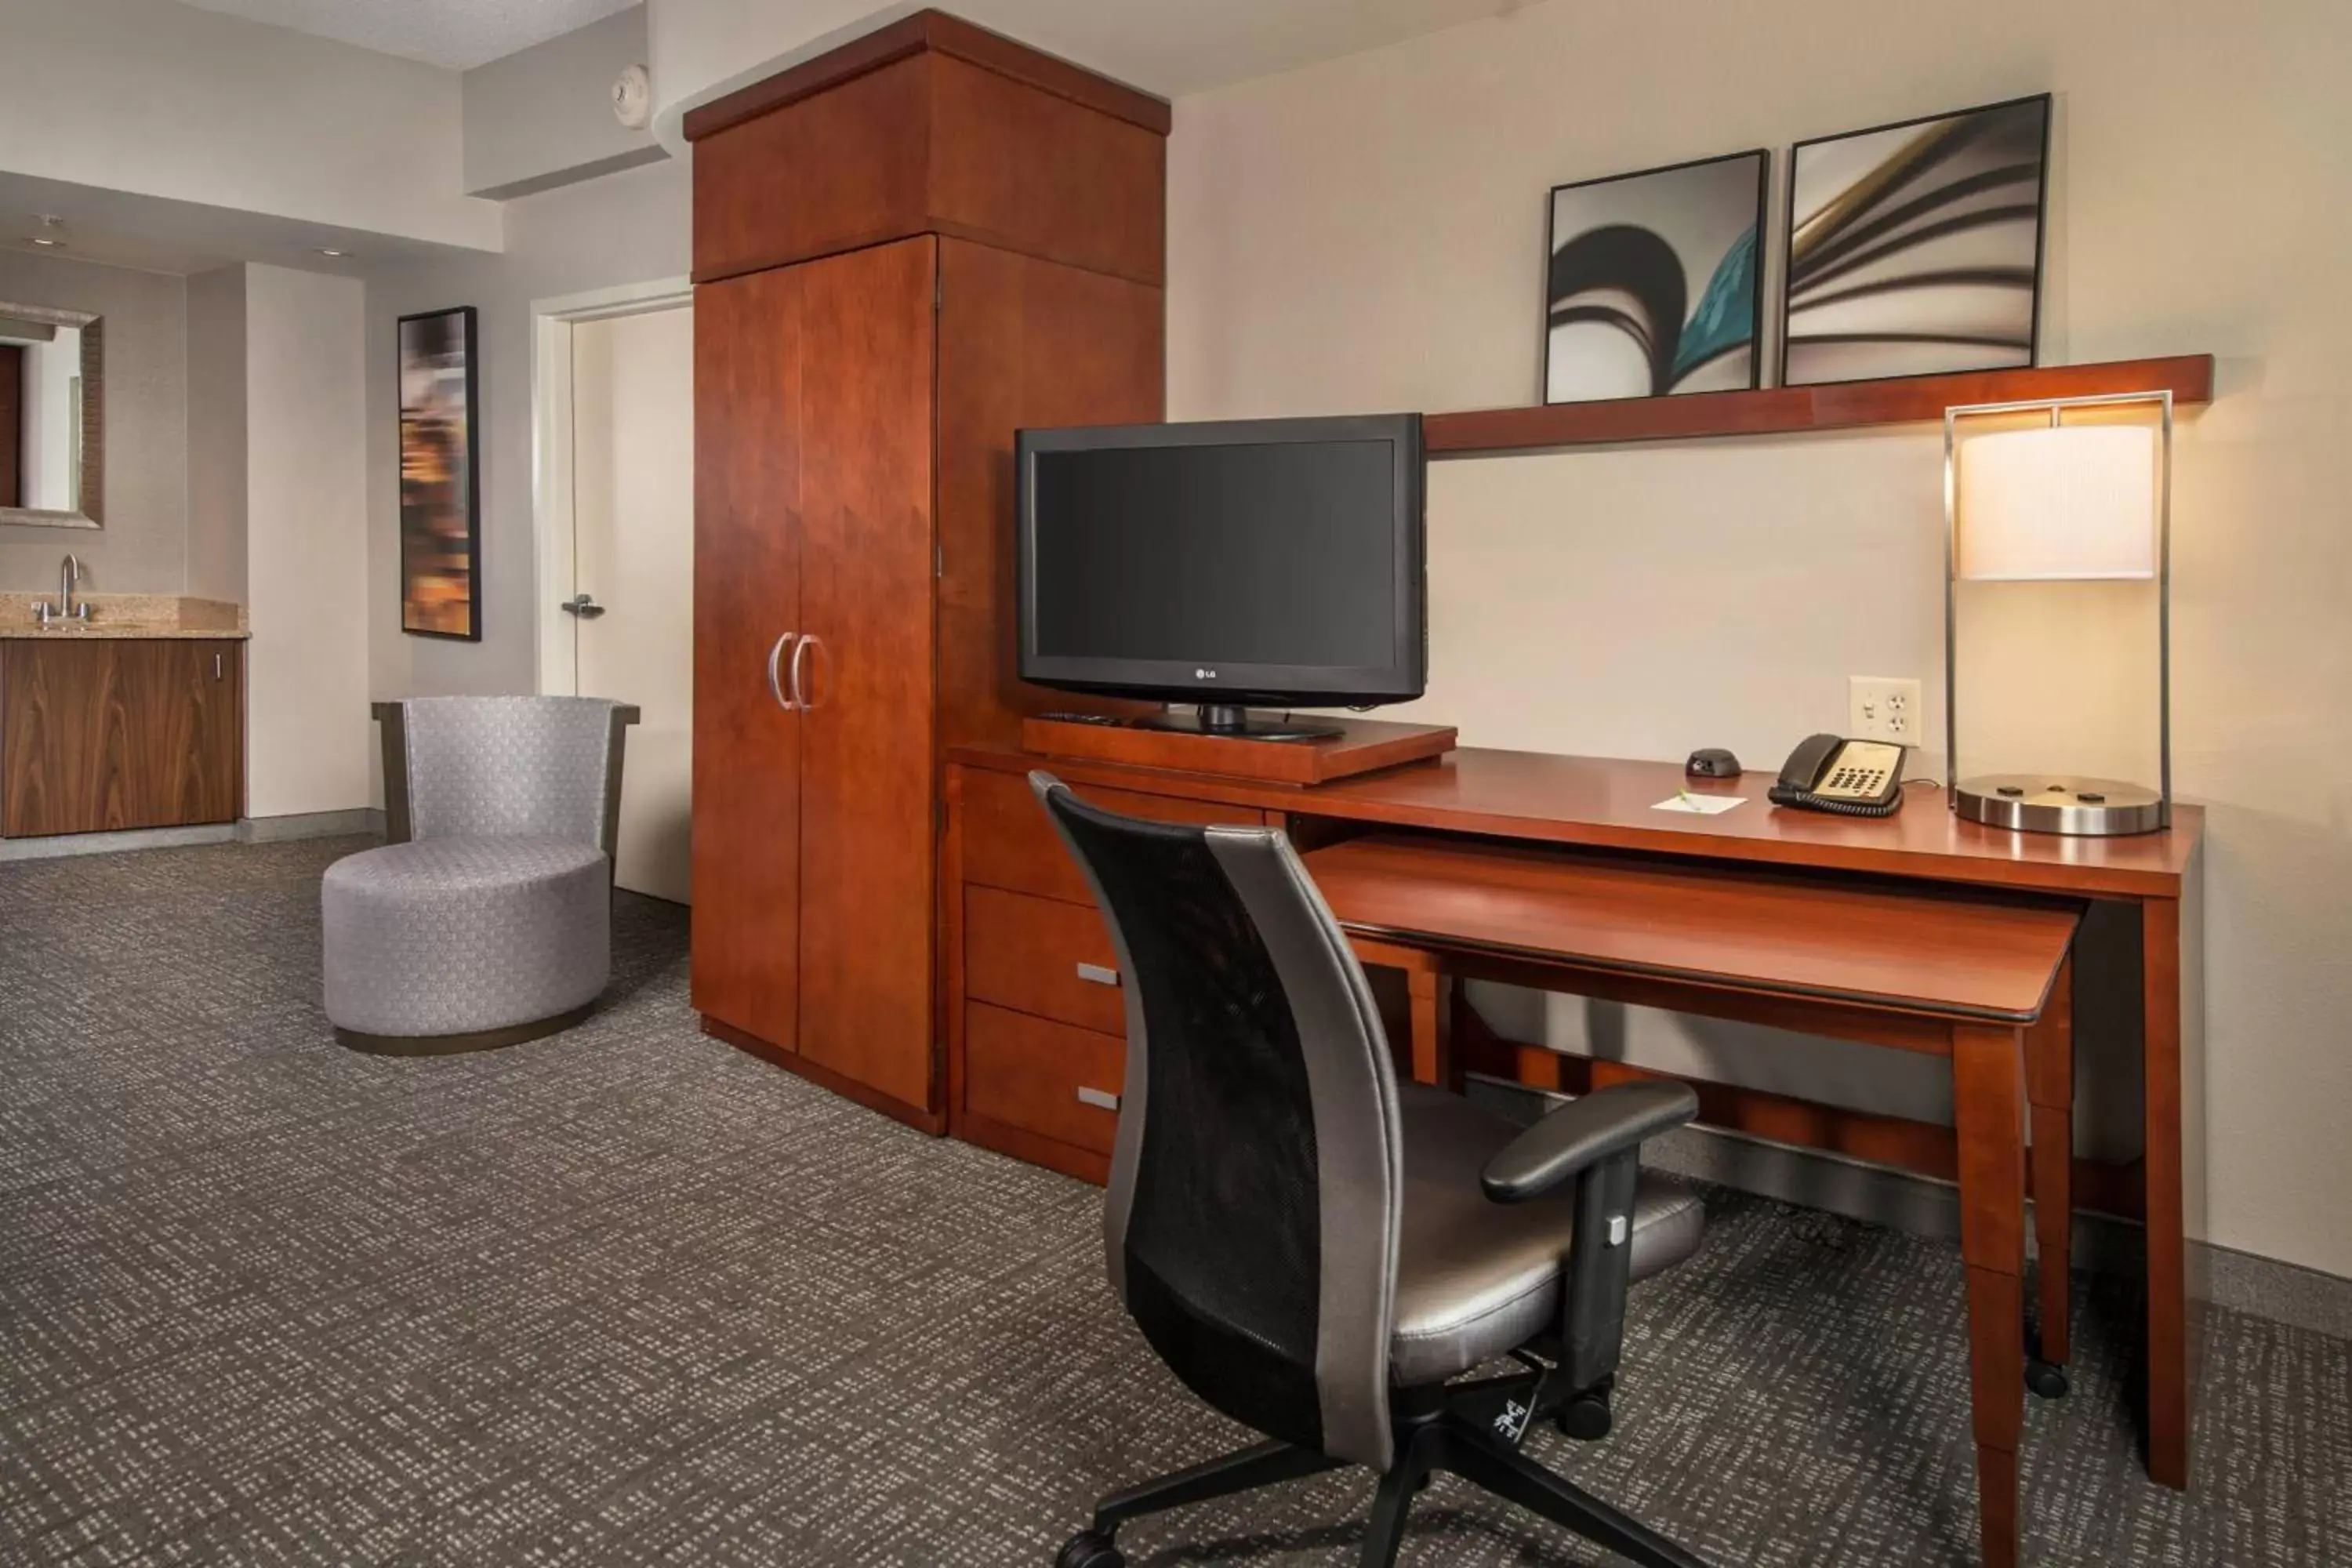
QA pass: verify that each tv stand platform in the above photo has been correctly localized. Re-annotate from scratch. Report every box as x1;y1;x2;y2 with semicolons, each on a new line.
1023;711;1456;786
1137;704;1342;742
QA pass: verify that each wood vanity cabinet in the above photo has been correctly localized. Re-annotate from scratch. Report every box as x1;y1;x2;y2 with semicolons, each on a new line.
0;638;243;837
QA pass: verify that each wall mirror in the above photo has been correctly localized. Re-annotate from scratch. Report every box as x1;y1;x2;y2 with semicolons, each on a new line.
0;301;103;528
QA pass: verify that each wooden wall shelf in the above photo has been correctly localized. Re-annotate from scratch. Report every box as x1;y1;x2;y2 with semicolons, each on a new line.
1422;354;2214;457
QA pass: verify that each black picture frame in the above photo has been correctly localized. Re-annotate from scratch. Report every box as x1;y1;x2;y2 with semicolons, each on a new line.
1541;147;1769;405
396;304;481;641
1779;93;2053;389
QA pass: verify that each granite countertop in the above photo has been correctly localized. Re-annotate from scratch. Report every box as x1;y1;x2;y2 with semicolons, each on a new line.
0;593;251;640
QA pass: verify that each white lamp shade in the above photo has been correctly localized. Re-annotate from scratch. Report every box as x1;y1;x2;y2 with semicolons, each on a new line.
1956;423;2159;581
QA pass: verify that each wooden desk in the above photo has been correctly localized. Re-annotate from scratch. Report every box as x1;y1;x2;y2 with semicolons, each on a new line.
942;744;2205;1537
1305;833;2078;1568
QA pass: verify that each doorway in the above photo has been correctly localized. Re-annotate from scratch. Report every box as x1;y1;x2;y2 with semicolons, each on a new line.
533;278;693;904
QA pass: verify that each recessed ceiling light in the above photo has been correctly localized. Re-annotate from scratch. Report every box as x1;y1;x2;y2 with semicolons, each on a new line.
317;247;351;258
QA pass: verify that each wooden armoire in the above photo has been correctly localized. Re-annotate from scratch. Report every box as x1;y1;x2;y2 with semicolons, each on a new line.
684;12;1167;1128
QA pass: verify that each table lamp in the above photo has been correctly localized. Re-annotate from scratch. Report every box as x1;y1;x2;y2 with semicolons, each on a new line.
1943;390;2172;835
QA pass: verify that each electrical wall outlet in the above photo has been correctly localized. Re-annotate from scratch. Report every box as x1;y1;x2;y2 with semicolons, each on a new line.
1849;677;1923;746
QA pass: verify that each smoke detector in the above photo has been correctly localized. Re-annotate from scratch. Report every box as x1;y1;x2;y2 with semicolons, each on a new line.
612;64;652;131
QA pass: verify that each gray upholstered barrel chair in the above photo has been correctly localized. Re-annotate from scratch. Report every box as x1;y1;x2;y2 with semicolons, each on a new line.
321;696;638;1054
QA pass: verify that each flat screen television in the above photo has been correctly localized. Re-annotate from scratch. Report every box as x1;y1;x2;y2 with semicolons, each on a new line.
1016;414;1425;739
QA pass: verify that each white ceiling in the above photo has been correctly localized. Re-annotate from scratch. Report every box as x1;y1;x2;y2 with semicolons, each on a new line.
172;0;638;71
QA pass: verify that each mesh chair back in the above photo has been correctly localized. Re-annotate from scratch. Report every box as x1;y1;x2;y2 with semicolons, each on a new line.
1033;774;1404;1468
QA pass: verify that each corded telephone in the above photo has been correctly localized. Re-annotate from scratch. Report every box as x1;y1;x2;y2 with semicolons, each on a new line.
1769;734;1907;817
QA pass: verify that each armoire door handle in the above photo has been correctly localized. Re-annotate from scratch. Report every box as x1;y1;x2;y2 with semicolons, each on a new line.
781;634;809;714
789;633;822;709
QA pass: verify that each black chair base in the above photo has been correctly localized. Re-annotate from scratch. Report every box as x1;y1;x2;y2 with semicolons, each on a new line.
1062;1370;1712;1568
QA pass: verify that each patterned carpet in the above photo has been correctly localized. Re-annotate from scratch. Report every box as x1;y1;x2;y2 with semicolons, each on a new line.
1;837;2344;1566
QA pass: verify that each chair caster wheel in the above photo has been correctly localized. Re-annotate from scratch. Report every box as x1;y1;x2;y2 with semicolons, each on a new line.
1056;1530;1124;1568
2026;1359;2071;1399
1555;1394;1613;1441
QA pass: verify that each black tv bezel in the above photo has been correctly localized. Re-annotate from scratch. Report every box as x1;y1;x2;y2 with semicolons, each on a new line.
1015;413;1427;710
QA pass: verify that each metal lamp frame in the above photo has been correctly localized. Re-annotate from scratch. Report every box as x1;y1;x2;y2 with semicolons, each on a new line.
1941;389;2175;830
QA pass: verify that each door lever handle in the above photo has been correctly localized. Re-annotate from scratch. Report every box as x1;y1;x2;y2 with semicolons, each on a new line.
559;593;605;619
765;633;799;712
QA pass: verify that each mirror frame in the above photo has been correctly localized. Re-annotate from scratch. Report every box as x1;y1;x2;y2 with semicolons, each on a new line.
0;301;103;529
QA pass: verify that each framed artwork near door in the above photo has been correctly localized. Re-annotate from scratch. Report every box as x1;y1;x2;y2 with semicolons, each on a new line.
397;305;481;641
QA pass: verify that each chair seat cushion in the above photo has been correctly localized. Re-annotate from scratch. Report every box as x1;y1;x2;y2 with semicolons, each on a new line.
1389;1085;1703;1388
321;835;610;1038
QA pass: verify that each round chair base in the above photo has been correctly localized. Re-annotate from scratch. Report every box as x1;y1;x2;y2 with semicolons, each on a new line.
333;1002;595;1058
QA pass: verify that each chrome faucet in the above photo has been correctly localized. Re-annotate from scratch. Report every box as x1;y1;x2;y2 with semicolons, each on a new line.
33;554;90;626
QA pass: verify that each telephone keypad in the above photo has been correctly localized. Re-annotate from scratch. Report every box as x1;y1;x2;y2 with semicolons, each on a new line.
1824;763;1892;800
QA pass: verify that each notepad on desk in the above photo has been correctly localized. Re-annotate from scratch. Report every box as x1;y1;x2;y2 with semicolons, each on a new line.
1653;793;1748;815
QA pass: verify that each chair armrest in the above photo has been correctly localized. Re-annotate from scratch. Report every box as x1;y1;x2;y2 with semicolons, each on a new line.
1481;1081;1699;1203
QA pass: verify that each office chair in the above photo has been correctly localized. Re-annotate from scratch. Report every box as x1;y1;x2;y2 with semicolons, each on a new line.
1031;774;1715;1568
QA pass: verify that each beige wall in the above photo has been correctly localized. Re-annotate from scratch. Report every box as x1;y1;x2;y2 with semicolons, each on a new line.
0;253;187;593
245;266;371;818
463;5;667;200
1167;0;2352;1276
184;267;249;606
365;156;691;707
2;0;497;252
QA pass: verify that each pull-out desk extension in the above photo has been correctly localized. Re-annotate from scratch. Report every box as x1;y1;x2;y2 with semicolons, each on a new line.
1305;833;2079;1568
943;743;2205;1565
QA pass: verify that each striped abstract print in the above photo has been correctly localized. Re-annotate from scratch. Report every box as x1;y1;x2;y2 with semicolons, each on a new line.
1783;95;2051;387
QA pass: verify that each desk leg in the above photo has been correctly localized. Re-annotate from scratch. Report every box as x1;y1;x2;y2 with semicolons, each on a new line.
1407;967;1454;1090
2143;898;2190;1490
1955;1022;2027;1568
2027;956;2074;1374
1348;939;1454;1091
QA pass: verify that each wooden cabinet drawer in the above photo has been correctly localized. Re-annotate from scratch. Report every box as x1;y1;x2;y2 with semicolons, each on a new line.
957;764;1264;906
964;1001;1124;1155
965;884;1126;1034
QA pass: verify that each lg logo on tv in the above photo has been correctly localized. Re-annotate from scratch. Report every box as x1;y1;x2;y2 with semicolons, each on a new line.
1194;668;1218;681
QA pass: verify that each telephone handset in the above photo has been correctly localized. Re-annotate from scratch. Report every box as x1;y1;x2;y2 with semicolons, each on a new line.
1769;734;1907;817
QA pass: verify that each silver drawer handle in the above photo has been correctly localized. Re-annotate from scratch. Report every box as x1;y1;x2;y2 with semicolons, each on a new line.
1076;1086;1120;1112
1076;962;1120;988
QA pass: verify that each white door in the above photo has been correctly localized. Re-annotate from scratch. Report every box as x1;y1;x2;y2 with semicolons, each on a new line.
570;305;694;903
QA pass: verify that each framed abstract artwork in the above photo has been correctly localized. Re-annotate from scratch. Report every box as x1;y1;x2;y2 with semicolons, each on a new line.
397;305;481;641
1781;94;2053;387
1543;149;1767;404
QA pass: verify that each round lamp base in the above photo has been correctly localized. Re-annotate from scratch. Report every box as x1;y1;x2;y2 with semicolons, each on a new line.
1954;775;2165;837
